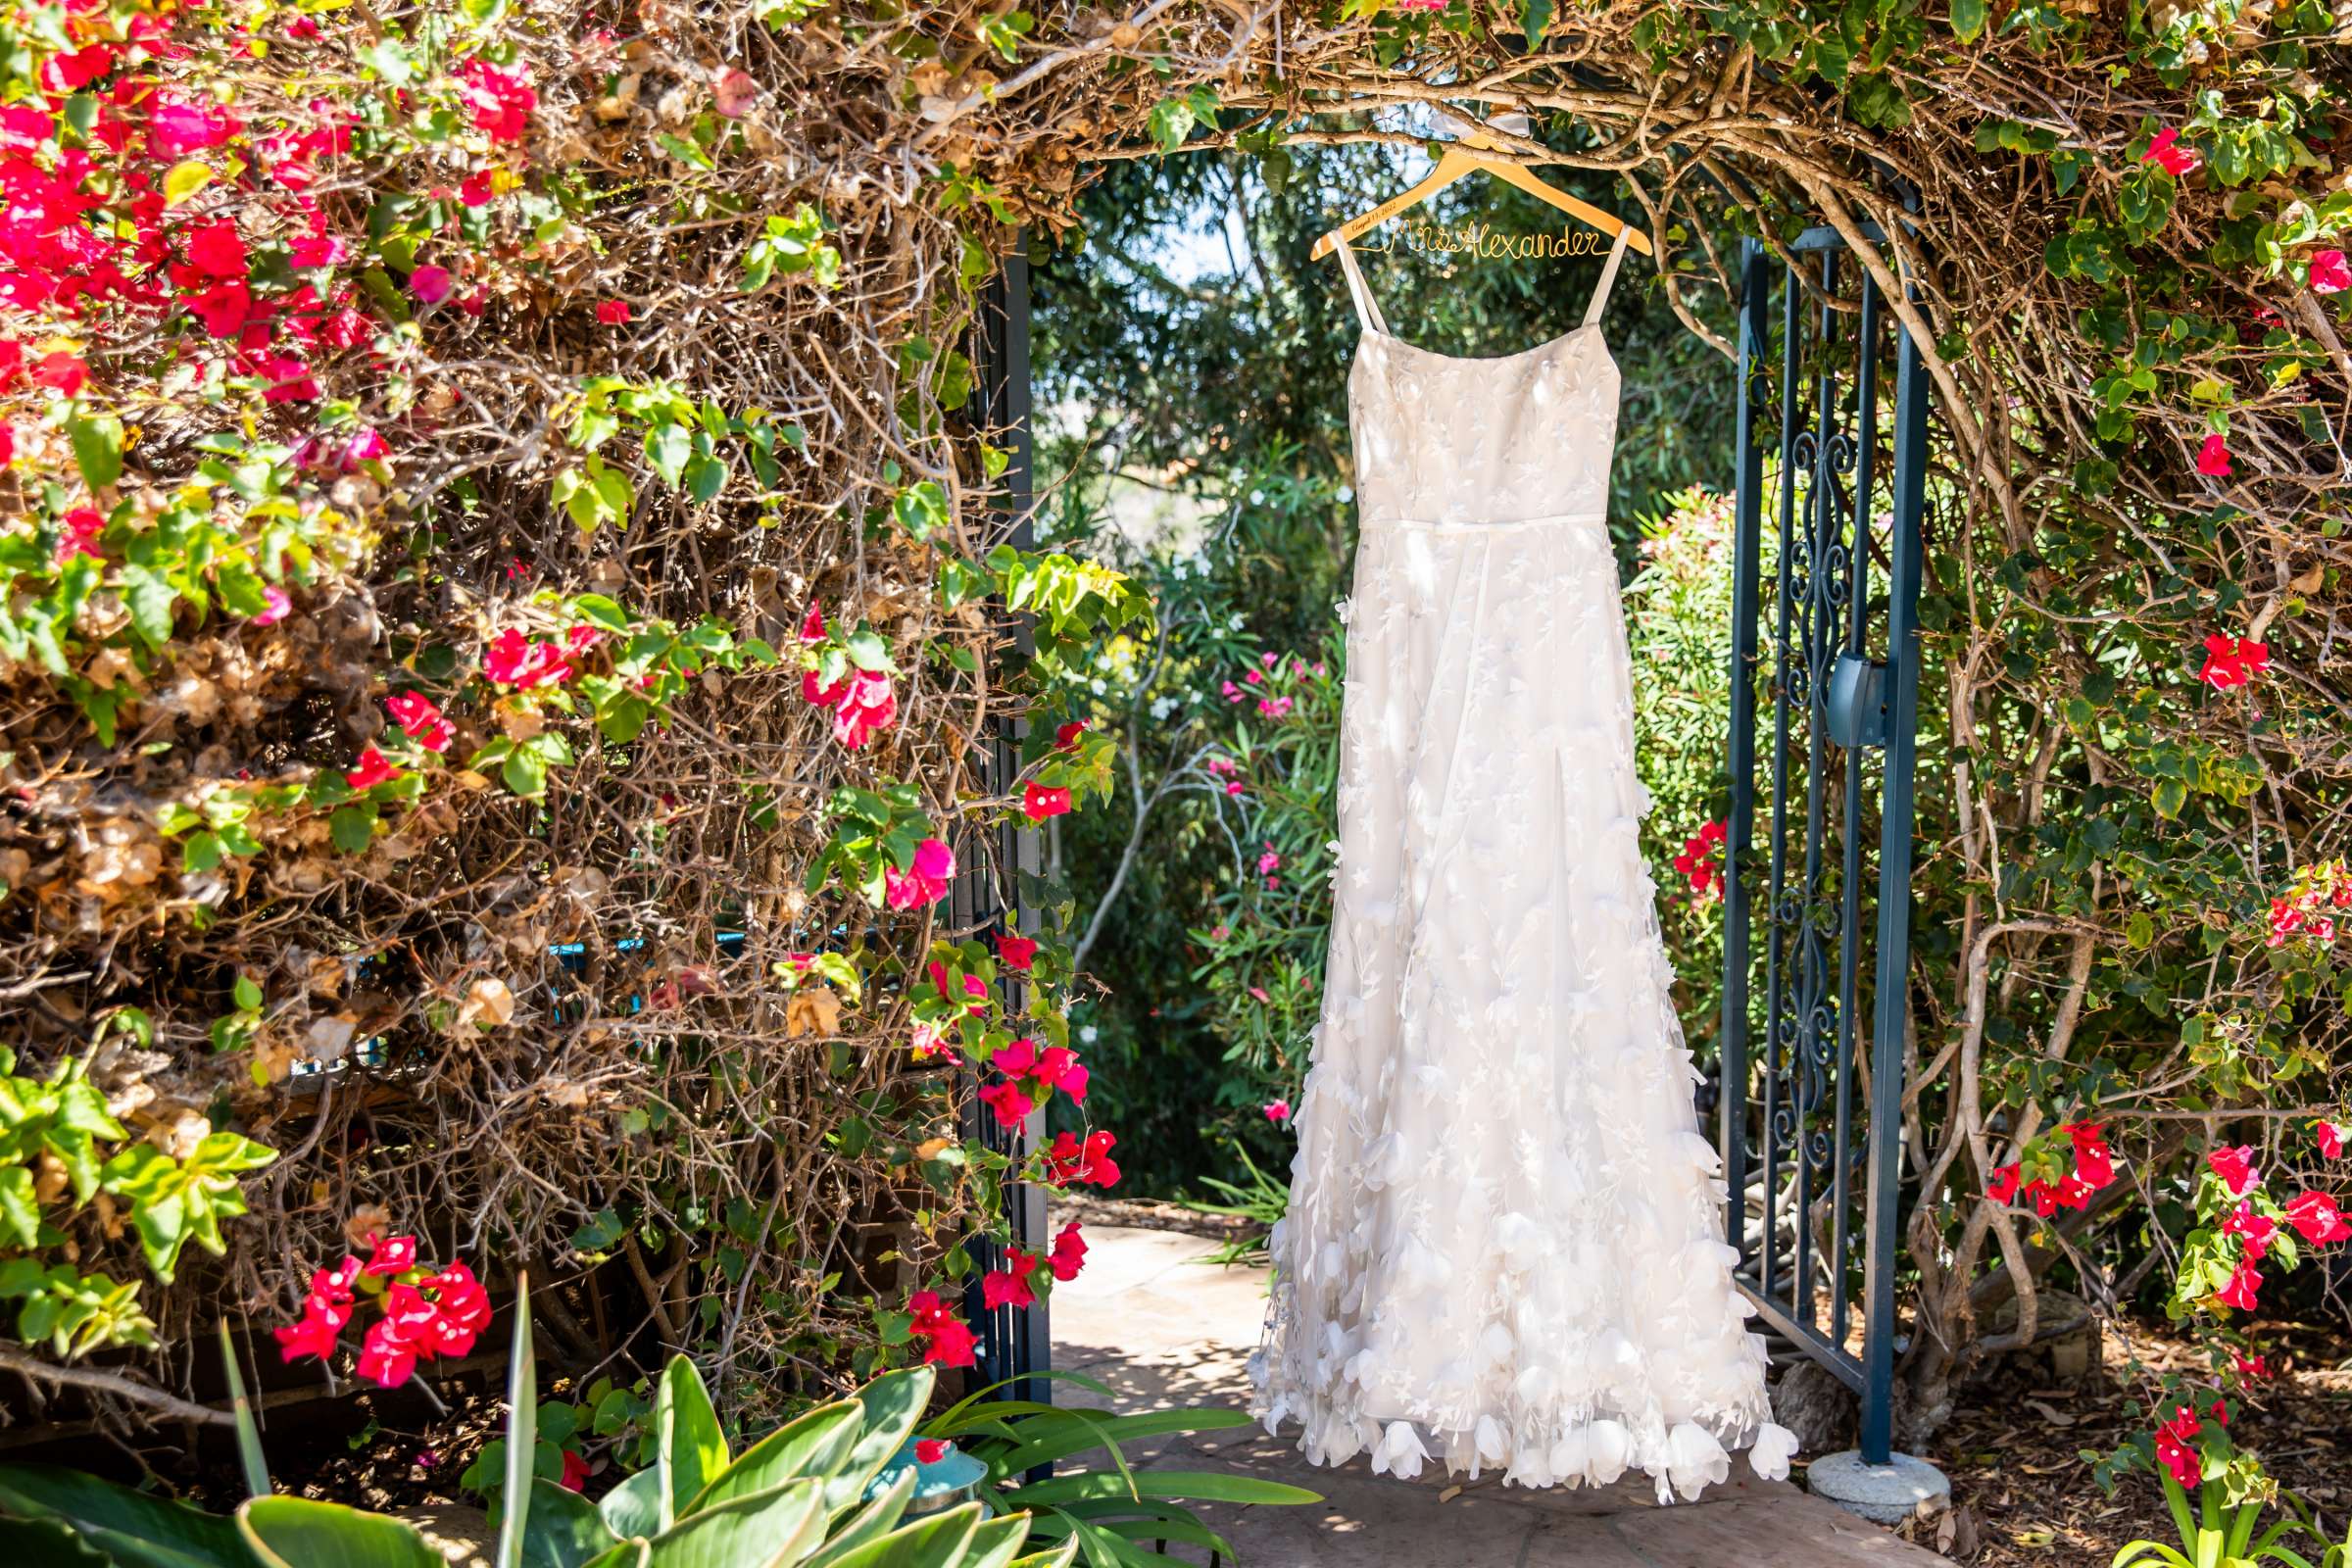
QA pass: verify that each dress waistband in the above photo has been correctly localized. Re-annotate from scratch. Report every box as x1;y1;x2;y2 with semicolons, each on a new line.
1361;510;1607;535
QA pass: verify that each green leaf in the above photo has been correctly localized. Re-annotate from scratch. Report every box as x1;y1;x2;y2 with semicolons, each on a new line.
68;412;123;492
816;1501;983;1568
1001;1471;1322;1509
686;1400;859;1516
0;1463;249;1568
236;1497;441;1568
654;1357;728;1527
828;1366;935;1509
639;1482;822;1568
218;1323;271;1498
683;454;729;504
1948;0;1985;42
599;1470;664;1543
503;747;549;800
800;1474;911;1568
1146;97;1195;155
521;1481;615;1568
0;1168;37;1250
644;421;692;489
1519;0;1553;46
330;806;375;854
497;1274;538;1568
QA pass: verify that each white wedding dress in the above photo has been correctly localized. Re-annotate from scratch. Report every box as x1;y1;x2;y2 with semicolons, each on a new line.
1247;231;1795;1503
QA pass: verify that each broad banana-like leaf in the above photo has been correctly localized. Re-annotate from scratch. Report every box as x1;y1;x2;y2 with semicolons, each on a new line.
520;1479;616;1568
215;1325;269;1500
0;1464;255;1568
0;1513;112;1562
685;1401;860;1517
953;1514;1032;1568
815;1500;982;1568
599;1470;665;1542
234;1496;442;1568
578;1541;653;1568
799;1472;912;1568
825;1368;935;1512
654;1358;729;1529
639;1479;823;1568
497;1273;538;1568
1003;1544;1081;1568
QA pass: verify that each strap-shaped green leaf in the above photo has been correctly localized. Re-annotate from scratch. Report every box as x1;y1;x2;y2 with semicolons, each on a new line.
235;1497;442;1568
655;1358;729;1528
816;1500;984;1568
826;1368;935;1511
800;1472;911;1567
519;1479;617;1568
687;1400;860;1517
641;1480;823;1568
1000;1472;1320;1509
497;1275;539;1568
0;1463;255;1568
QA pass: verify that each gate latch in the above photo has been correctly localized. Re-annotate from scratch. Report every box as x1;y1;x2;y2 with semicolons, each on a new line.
1826;653;1888;750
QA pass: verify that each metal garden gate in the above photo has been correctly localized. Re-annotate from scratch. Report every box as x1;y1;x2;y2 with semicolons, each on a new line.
1718;223;1931;1465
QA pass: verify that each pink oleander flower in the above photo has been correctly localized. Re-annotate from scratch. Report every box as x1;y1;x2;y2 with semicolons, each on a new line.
883;838;956;909
2143;127;2201;177
346;747;402;790
1022;781;1072;820
1049;1221;1087;1282
2209;1145;2260;1195
2285;1191;2351;1246
1257;845;1281;875
385;691;454;753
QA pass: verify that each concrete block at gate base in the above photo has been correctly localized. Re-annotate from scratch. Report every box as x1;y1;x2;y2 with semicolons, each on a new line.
1804;1449;1952;1526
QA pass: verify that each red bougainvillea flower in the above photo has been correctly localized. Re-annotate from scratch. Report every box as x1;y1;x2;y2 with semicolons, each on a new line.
2222;1200;2276;1261
1054;719;1089;752
1985;1163;2021;1202
1264;1099;1293;1123
2060;1122;2116;1188
1049;1221;1087;1282
1035;1045;1088;1103
2231;1349;2274;1380
385;691;454;753
908;1019;953;1061
906;1291;978;1368
982;1247;1040;1309
2198;635;2268;691
803;666;897;749
712;68;759;118
2285;1191;2351;1246
55;508;105;564
457;58;537;143
2320;1120;2349;1159
346;747;403;790
913;1439;948;1465
364;1234;419;1276
595;299;630;324
992;1037;1038;1075
2214;1254;2262;1312
2311;249;2350;296
2142;127;2202;177
1022;781;1072;820
2195;433;2231;478
483;627;577;688
1044;1129;1120;1189
2209;1145;2260;1195
997;931;1038;971
799;602;826;641
31;352;88;396
272;1255;363;1362
252;586;292;626
2153;1403;2202;1489
883;838;956;909
1674;821;1729;898
358;1315;419;1387
558;1450;589;1492
977;1078;1034;1130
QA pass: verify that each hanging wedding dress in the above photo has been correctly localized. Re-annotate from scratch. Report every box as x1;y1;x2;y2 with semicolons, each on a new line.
1247;230;1796;1503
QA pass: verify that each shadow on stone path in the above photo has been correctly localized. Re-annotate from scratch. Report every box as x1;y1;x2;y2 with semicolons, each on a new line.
1042;1222;1948;1567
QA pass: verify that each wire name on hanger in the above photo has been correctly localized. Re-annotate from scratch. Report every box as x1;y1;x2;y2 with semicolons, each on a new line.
1368;217;1617;261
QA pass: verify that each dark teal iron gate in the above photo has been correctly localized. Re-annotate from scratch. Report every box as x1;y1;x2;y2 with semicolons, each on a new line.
1719;223;1930;1465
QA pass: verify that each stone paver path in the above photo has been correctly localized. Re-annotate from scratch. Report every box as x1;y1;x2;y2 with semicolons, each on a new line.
1049;1222;1948;1567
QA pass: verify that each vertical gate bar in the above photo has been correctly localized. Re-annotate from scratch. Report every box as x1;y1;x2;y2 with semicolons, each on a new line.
1720;239;1769;1263
1760;258;1803;1310
1861;247;1932;1467
1829;269;1881;1354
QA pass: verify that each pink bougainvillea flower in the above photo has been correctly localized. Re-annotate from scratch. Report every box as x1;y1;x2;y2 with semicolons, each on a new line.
882;838;956;909
992;1037;1039;1075
457;58;537;143
2309;249;2349;295
914;1439;948;1464
150;97;241;158
357;1316;419;1387
1264;1098;1293;1123
559;1450;589;1492
2222;1200;2276;1261
2214;1254;2263;1312
908;1019;954;1061
364;1234;419;1276
459;170;498;208
2285;1191;2352;1246
385;691;454;753
712;68;759;118
186;219;248;279
1257;845;1281;875
251;585;292;626
1049;1221;1087;1282
997;931;1038;971
2195;433;2231;477
977;1078;1033;1130
803;666;897;749
2199;634;2269;691
2209;1145;2260;1195
2319;1120;2349;1160
1022;781;1072;821
483;627;576;688
408;264;455;305
346;747;403;791
595;298;631;324
2142;127;2201;177
55;508;105;564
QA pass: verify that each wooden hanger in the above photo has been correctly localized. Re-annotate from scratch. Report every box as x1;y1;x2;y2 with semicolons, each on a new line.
1310;127;1653;262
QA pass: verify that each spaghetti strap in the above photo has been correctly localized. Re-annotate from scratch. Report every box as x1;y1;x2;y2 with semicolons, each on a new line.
1582;227;1634;328
1329;233;1391;336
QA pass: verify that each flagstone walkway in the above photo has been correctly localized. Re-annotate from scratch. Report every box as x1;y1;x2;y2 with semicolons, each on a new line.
1050;1222;1949;1567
